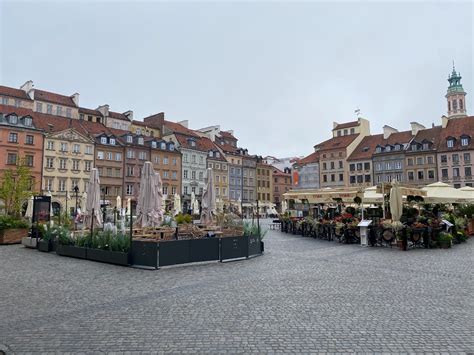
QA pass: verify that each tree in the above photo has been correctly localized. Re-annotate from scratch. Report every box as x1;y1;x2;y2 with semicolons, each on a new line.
0;159;34;217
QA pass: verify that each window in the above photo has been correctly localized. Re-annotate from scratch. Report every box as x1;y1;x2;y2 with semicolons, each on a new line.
8;132;18;143
169;143;174;150
45;179;53;191
115;168;121;177
1;97;8;105
447;139;454;148
151;141;157;148
163;157;168;165
183;186;188;195
416;157;423;165
386;146;391;152
163;171;169;179
126;165;134;176
109;138;115;145
46;141;54;150
407;158;413;166
163;186;168;195
66;108;72;118
465;167;472;177
60;143;68;152
171;186;176;195
331;174;335;182
323;175;327;183
138;152;146;160
46;157;54;168
339;174;344;182
161;142;166;150
100;137;107;145
97;151;104;160
453;99;458;110
394;144;401;151
191;171;196;180
24;135;34;145
417;171;424;180
428;170;435;179
461;137;469;146
172;158;177;166
394;161;402;170
422;143;429;150
464;153;471;162
138;137;144;145
427;156;434;164
126;150;135;159
85;161;91;171
126;184;134;195
59;179;66;192
441;155;447;163
339;161;344;169
72;160;80;171
460;99;464;110
85;146;93;155
7;153;17;165
106;152;112;160
24;155;33;167
59;159;67;170
46;104;53;114
136;128;142;135
376;146;382;153
442;169;448;178
200;156;204;164
356;163;362;171
365;174;371;182
183;170;188;179
453;168;460;177
36;102;43;112
106;168;112;177
154;156;160;164
375;163;382;171
408;171;414;181
356;175;363;183
56;106;63;116
453;154;459;164
323;162;327;170
364;162;370;170
343;129;348;135
172;171;177;180
126;135;133;143
350;176;356;184
350;128;355;134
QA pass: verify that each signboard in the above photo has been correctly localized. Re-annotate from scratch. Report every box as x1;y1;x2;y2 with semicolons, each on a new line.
32;196;51;223
357;220;373;227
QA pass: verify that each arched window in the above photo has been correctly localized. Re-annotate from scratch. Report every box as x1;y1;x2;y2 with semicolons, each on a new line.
448;101;451;111
453;99;458;110
460;98;464;110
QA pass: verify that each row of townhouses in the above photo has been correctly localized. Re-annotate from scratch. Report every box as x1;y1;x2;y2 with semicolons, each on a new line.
293;67;473;190
0;81;292;215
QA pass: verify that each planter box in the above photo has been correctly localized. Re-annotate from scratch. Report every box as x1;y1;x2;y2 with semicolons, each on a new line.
38;240;53;252
86;248;129;266
22;237;37;248
438;240;452;249
0;228;28;245
56;244;87;259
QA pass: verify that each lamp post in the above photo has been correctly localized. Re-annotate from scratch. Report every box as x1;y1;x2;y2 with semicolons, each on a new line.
73;185;79;230
101;187;106;224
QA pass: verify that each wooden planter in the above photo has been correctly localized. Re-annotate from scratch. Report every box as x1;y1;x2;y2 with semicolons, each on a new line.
0;228;28;245
86;248;129;266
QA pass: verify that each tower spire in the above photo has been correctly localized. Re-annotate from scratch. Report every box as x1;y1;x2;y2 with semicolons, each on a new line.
445;63;467;118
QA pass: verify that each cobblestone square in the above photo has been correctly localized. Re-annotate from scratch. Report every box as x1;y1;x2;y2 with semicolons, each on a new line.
1;222;473;354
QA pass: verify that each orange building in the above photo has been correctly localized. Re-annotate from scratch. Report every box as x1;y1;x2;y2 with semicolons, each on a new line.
0;105;44;192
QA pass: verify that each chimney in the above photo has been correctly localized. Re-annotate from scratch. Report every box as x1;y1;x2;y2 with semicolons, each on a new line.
123;110;133;121
410;121;425;136
178;120;189;128
383;125;398;139
20;80;34;100
70;93;80;107
441;115;449;128
97;104;110;117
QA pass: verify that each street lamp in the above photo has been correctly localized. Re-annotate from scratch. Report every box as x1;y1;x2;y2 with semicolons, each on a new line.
101;187;106;223
73;185;79;230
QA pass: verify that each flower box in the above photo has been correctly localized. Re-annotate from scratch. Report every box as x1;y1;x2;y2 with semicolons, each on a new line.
0;228;28;245
56;244;87;259
38;239;53;252
86;248;129;266
21;237;37;248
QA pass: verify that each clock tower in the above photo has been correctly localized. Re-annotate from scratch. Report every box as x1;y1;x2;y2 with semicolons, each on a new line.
445;64;467;118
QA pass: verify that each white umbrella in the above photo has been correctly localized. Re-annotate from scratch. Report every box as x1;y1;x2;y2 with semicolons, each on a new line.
135;162;163;228
200;168;216;225
116;195;122;209
25;196;34;219
237;198;242;214
83;169;102;228
173;193;182;215
127;198;131;214
281;200;287;214
422;181;471;203
459;186;474;201
191;191;196;213
389;180;403;222
193;197;200;215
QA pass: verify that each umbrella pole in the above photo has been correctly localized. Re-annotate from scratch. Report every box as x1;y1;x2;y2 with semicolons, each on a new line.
129;204;133;264
382;182;386;219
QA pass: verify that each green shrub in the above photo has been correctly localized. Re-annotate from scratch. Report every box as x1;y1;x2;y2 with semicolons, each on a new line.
0;215;29;230
454;230;467;244
437;232;453;242
175;213;192;224
243;221;267;240
457;204;474;219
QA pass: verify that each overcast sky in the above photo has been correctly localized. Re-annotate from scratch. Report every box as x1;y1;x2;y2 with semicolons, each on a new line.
1;1;472;158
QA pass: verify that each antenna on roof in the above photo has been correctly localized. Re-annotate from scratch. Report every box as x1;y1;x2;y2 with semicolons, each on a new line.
354;108;361;117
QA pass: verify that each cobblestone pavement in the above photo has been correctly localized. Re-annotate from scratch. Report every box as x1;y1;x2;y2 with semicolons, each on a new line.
1;221;473;354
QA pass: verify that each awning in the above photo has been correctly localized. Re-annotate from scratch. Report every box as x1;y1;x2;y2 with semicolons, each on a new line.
422;181;474;203
283;188;363;203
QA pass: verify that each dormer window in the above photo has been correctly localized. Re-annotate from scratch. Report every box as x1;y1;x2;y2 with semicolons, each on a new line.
110;138;116;145
169;143;174;150
138;137;144;145
216;152;220;158
208;151;213;157
101;137;107;144
24;117;32;126
151;141;157;148
136;128;142;135
385;146;391;152
411;144;417;151
375;146;382;153
461;137;469;146
422;143;429;150
127;135;133;143
447;139;454;148
9;115;18;124
394;144;400;151
161;142;166;149
190;141;196;147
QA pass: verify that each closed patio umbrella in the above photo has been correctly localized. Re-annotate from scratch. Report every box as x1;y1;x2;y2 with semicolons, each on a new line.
389;180;403;222
174;193;182;216
25;196;34;219
83;169;102;228
200;168;216;225
135;162;163;228
191;192;196;214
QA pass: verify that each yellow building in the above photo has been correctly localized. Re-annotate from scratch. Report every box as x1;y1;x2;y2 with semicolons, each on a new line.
256;161;274;215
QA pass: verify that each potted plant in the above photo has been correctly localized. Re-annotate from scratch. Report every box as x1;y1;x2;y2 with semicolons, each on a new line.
56;229;87;259
437;232;453;249
38;223;57;252
0;215;29;244
391;221;406;250
85;230;130;266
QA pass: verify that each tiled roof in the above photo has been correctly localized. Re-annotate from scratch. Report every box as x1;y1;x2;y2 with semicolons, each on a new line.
0;86;31;100
220;130;237;140
79;107;103;116
347;134;384;161
333;120;359;130
109;111;129;121
164;120;199;137
131;120;148;127
273;168;291;177
437;116;474;151
297;151;320;165
410;126;442;146
316;134;359;151
175;134;224;159
378;130;413;146
34;89;76;107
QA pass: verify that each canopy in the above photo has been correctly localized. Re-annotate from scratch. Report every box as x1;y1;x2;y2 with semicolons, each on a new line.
83;169;103;228
283;187;363;204
389;180;403;222
459;186;474;200
362;186;384;203
135;162;163;228
422;181;473;203
200;168;216;225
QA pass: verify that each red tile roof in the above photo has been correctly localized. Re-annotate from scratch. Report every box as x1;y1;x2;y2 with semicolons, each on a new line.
164;120;199;137
79;107;103;116
297;151;320;165
410;126;442;146
109;111;129;121
0;86;31;100
175;134;224;158
34;89;76;107
333;120;359;130
272;168;291;177
132;120;148;127
220;130;237;140
437;116;474;152
378;130;413;146
316;134;359;151
347;134;384;161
